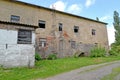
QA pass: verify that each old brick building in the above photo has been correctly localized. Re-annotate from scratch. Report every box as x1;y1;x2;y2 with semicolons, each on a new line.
0;0;109;60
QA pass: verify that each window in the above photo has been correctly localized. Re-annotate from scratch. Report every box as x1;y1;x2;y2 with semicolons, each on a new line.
71;41;76;49
74;26;79;33
11;15;20;22
59;23;63;31
38;20;46;28
39;38;47;47
17;30;32;44
92;29;96;35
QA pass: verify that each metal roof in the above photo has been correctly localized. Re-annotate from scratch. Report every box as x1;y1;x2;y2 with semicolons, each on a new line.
0;20;38;28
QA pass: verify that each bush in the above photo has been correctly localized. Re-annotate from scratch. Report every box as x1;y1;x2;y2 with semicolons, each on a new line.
35;53;42;61
109;45;120;56
90;47;106;57
47;53;57;60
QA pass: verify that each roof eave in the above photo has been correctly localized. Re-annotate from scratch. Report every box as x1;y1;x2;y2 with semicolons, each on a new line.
0;20;38;28
10;0;108;25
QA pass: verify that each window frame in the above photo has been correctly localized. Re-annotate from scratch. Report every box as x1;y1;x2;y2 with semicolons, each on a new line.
59;23;63;31
74;26;79;33
38;20;46;28
39;38;47;47
17;29;32;44
11;15;20;23
92;29;96;35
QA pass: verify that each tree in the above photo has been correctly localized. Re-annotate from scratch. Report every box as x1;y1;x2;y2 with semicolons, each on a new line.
113;11;120;45
109;11;120;56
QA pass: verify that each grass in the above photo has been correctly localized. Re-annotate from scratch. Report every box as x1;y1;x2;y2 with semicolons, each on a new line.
101;66;120;80
0;56;120;80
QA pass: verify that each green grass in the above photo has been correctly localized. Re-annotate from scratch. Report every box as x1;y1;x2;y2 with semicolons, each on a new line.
0;56;120;80
101;66;120;80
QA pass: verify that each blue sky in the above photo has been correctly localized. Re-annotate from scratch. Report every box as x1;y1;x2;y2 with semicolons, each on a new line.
18;0;120;45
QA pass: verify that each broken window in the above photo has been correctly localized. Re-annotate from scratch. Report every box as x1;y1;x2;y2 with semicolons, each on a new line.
17;29;32;44
74;26;79;33
71;41;76;49
11;15;20;23
92;29;96;35
38;20;46;28
39;38;47;47
59;23;63;31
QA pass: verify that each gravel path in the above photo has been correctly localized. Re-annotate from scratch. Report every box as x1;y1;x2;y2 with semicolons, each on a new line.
115;74;120;80
37;60;120;80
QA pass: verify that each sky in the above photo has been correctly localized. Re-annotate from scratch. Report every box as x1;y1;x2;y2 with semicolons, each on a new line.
18;0;120;45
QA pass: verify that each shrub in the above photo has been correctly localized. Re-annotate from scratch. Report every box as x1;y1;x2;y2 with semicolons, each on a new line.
90;47;106;57
35;53;42;61
47;53;57;60
109;45;120;56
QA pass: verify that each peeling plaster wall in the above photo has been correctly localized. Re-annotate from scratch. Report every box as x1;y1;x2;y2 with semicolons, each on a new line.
0;29;35;68
0;0;109;58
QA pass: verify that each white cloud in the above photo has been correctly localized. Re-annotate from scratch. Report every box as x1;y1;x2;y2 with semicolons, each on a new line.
50;1;66;11
67;4;83;15
107;25;115;45
85;0;95;8
100;15;112;22
50;1;82;15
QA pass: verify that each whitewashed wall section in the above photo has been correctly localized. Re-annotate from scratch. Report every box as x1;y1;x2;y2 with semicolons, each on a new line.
0;29;35;68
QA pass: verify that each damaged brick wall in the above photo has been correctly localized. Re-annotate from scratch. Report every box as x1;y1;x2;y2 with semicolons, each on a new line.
35;30;96;58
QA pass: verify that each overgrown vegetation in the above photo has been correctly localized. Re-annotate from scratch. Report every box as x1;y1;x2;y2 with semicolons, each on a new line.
109;44;120;56
35;53;42;61
47;53;57;60
90;47;106;57
109;11;120;56
113;11;120;45
0;56;120;80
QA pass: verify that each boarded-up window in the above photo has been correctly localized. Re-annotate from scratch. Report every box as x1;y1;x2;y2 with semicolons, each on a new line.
38;20;46;28
11;15;20;23
74;26;79;33
17;30;32;44
39;38;46;47
71;41;76;49
59;23;63;31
